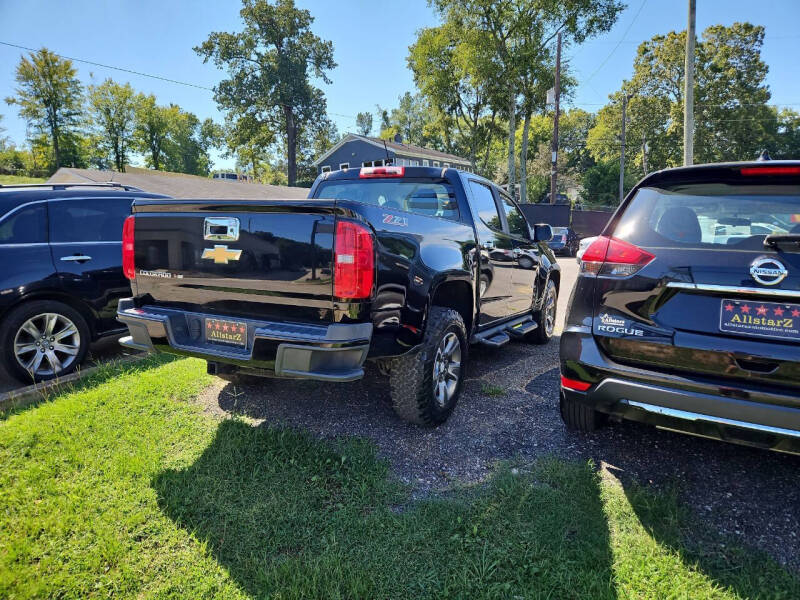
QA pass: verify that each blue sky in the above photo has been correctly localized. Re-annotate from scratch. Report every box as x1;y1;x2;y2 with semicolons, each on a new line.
1;0;798;169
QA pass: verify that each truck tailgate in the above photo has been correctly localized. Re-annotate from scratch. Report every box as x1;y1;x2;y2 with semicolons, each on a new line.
132;199;336;323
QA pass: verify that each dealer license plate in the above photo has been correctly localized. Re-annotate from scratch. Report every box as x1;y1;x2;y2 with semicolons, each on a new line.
205;318;248;347
720;299;800;341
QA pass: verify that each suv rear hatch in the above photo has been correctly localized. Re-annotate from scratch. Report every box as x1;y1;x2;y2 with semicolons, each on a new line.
586;164;800;391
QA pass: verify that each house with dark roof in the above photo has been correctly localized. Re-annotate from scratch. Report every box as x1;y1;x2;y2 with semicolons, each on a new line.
312;134;472;175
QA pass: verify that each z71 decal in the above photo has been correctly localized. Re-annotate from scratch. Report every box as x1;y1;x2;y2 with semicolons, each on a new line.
382;214;408;227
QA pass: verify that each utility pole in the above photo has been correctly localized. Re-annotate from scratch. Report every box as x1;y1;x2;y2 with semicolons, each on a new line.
549;31;562;204
619;94;628;204
683;0;696;165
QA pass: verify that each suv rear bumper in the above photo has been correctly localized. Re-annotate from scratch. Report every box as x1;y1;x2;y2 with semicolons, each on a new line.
561;327;800;453
117;298;372;382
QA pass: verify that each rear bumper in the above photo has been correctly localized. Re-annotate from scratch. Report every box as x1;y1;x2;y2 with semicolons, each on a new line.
560;327;800;453
117;298;372;382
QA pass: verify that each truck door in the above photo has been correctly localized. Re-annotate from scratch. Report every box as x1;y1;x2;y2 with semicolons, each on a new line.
497;190;539;315
466;180;516;325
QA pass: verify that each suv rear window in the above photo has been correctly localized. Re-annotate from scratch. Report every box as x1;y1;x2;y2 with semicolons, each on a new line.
613;184;800;250
316;180;459;221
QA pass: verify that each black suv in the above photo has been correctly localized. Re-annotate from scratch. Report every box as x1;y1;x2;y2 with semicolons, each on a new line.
560;161;800;453
0;183;168;383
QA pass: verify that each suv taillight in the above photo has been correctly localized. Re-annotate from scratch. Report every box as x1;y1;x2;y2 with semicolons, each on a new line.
334;220;374;299
122;216;135;280
580;235;654;277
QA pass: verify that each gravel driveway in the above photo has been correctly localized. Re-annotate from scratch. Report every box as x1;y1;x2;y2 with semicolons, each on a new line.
199;257;800;571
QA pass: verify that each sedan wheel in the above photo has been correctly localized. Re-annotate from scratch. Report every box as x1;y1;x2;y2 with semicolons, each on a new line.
14;313;82;378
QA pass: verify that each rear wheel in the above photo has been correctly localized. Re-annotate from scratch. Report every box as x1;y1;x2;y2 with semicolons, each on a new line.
1;300;90;384
389;307;467;426
559;391;606;431
527;279;557;344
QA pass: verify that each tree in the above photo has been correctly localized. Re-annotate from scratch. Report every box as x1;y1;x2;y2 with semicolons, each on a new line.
580;159;636;207
428;0;622;202
588;23;781;174
162;110;223;176
134;94;173;170
195;0;336;186
5;48;83;171
0;114;8;150
88;79;137;172
355;112;373;136
408;20;499;169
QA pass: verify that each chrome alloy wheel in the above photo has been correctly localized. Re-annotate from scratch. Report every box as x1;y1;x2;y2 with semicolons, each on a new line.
13;313;81;377
543;284;557;337
432;331;461;408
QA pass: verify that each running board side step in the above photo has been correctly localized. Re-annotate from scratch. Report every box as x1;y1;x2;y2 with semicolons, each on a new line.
473;315;538;347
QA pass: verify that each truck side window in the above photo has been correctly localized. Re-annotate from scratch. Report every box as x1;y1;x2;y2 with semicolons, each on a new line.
0;204;47;244
499;193;530;239
468;181;502;232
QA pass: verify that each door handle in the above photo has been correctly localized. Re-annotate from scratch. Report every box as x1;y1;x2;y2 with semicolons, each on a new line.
60;255;92;262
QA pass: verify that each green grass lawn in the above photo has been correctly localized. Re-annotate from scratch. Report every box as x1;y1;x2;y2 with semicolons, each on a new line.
1;357;797;599
0;174;47;185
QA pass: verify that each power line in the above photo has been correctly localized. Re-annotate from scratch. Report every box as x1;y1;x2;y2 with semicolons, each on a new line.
1;40;364;122
0;40;216;91
582;0;648;86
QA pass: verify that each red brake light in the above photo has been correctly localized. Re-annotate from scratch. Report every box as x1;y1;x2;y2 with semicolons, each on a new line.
580;235;654;277
561;374;591;392
360;166;405;178
740;166;800;176
334;220;374;299
122;216;135;280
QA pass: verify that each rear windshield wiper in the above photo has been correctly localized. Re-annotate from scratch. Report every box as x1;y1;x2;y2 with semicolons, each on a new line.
764;233;800;250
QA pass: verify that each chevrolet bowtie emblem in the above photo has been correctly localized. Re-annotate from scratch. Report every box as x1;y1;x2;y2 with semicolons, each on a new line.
202;245;242;264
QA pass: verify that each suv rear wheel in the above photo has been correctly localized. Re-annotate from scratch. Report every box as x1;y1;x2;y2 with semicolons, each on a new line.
1;300;90;384
389;306;467;426
559;391;606;431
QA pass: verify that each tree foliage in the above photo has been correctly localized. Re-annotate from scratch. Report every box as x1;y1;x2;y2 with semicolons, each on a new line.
195;0;336;186
355;112;373;136
5;48;84;171
88;79;137;172
587;23;789;177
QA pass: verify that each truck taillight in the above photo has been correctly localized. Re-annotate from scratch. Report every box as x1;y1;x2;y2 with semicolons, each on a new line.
580;235;654;277
122;216;135;280
360;166;404;178
334;220;374;299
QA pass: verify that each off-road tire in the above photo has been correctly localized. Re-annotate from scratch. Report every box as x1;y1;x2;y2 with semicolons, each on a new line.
527;279;557;345
1;300;91;384
559;391;606;432
389;307;467;426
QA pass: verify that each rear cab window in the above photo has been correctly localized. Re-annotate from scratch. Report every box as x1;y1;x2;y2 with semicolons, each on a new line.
315;180;460;221
613;182;800;250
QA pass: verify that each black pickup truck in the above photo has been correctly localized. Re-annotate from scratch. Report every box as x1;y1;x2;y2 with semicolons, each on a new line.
117;166;560;425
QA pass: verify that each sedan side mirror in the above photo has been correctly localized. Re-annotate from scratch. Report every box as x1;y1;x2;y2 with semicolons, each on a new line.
533;223;553;242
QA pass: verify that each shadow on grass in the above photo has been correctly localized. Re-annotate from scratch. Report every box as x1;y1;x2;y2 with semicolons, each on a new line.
0;353;178;420
153;419;616;598
620;476;800;598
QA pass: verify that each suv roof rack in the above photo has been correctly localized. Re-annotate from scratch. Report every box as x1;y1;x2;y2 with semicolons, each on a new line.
0;181;143;192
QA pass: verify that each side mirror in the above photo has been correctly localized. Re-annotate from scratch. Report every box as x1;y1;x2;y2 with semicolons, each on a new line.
533;223;553;243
